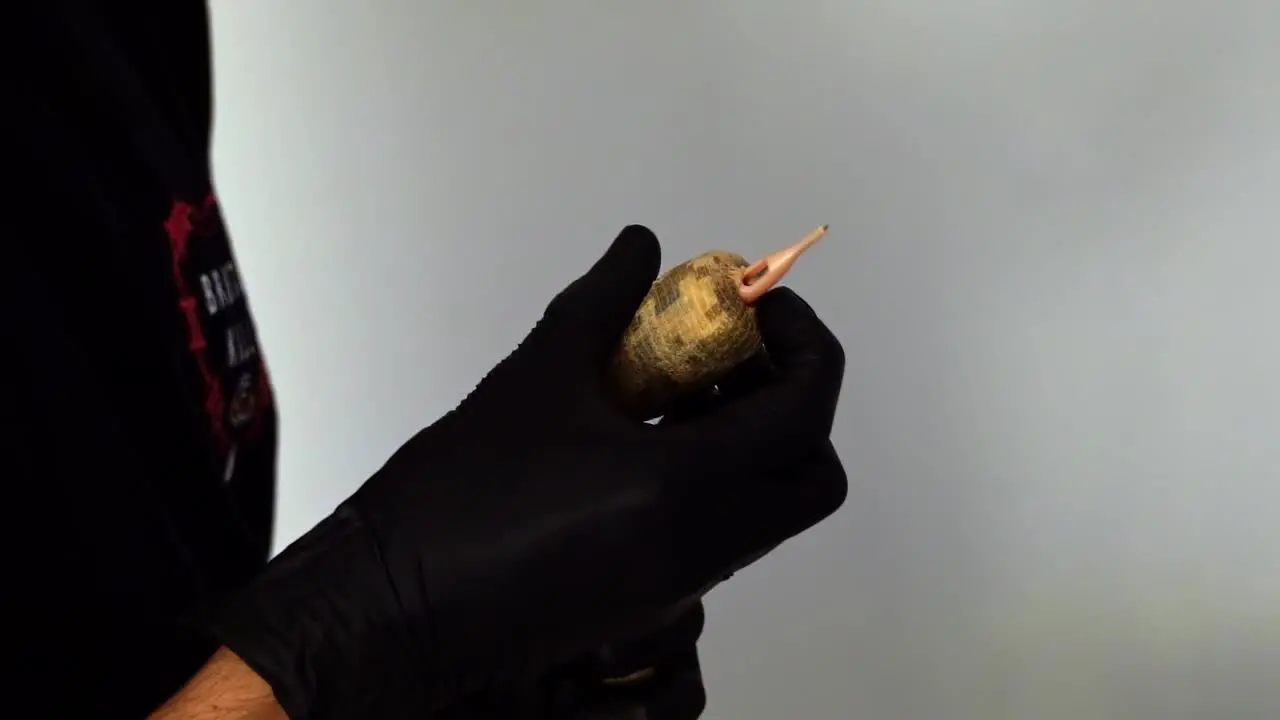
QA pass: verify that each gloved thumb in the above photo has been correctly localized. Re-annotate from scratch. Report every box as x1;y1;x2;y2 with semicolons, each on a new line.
542;225;661;362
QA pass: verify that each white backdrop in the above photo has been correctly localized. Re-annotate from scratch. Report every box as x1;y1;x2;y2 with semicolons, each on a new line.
209;2;1280;717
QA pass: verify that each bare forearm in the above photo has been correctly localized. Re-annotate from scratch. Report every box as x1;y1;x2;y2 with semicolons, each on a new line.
149;647;288;720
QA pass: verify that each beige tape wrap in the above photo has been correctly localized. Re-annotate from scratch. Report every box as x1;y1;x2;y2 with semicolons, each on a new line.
609;251;763;419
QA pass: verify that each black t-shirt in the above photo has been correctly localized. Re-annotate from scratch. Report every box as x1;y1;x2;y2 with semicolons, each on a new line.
14;1;277;714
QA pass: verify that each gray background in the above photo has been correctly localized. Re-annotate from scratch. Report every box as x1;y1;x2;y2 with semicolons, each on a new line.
208;2;1279;717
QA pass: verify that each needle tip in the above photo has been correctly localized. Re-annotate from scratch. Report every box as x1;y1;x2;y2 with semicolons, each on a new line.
737;224;830;304
820;223;829;232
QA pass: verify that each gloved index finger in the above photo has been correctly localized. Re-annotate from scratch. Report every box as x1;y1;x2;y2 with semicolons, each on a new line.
658;349;777;426
676;287;845;468
755;287;845;394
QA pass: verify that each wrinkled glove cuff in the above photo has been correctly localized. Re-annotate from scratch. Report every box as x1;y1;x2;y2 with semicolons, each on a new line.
203;506;441;719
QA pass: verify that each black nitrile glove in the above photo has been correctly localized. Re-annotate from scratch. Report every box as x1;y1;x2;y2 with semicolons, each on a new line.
559;601;710;720
205;225;847;719
433;601;709;719
441;344;802;720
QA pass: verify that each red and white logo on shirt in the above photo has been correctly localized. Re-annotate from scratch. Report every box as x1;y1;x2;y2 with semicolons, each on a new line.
163;191;272;477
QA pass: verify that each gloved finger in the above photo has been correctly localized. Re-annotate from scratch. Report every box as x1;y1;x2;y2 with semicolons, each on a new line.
592;601;705;682
660;349;778;426
681;439;848;582
641;645;707;720
427;608;709;719
672;288;845;473
578;644;706;720
528;602;708;719
714;346;781;399
577;603;708;720
542;225;661;364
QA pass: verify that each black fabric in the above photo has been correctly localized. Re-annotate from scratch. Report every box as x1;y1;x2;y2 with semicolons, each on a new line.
13;1;276;716
206;225;849;718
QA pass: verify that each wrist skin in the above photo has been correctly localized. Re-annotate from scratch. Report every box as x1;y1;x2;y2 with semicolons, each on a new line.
149;647;287;720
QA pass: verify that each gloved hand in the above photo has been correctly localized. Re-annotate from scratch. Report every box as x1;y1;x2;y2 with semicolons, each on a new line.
205;225;847;719
440;343;804;720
